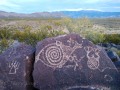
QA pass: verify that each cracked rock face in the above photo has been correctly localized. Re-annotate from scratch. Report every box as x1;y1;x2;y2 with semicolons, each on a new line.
0;43;35;90
33;33;120;90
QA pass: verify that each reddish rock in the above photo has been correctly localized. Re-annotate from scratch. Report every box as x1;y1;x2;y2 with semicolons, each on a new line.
33;33;120;90
0;42;35;90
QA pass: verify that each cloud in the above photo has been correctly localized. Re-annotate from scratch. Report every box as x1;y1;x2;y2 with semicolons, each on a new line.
0;0;19;7
63;8;102;11
0;0;120;13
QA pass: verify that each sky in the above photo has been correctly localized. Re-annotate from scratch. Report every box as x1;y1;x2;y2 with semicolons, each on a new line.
0;0;120;13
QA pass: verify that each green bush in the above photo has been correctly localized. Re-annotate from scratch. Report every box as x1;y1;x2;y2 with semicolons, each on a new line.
104;34;120;44
0;38;9;53
0;27;13;39
0;24;65;48
12;29;65;46
83;30;105;44
40;25;52;31
110;47;120;56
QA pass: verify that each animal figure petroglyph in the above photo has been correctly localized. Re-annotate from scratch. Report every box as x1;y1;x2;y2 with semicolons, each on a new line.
85;46;100;70
36;38;83;70
8;60;20;74
85;46;115;72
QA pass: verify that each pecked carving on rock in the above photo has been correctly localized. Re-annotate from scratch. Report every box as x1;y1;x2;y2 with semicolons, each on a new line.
0;42;35;90
35;39;83;70
34;33;120;90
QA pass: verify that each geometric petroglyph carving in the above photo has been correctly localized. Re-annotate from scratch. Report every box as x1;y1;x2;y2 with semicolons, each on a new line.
45;45;63;67
104;75;113;82
84;46;100;70
65;54;85;70
36;38;83;70
8;60;20;74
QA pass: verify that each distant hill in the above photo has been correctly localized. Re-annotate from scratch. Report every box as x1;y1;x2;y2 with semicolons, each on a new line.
0;10;120;18
0;11;65;18
61;10;120;18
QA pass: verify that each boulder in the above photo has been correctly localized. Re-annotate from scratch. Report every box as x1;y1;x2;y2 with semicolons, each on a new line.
116;45;120;50
114;61;120;72
0;42;35;90
33;33;120;90
106;50;120;62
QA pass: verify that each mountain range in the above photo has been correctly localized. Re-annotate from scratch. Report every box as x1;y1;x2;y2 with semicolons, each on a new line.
0;10;120;18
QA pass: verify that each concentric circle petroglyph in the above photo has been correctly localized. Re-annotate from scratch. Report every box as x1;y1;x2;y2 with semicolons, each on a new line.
45;45;64;66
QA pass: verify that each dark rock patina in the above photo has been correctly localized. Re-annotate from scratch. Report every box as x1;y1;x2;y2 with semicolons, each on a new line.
106;50;120;62
97;43;120;62
0;42;35;90
114;61;120;72
33;34;120;90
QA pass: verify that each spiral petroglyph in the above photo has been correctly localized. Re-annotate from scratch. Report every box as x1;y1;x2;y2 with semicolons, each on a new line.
45;45;64;67
36;38;83;69
36;42;65;68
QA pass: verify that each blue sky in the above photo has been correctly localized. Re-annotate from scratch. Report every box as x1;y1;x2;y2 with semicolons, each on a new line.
0;0;120;13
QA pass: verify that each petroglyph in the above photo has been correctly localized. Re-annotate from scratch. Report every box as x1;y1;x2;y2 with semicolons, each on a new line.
84;46;100;70
34;34;120;90
104;75;113;82
66;54;85;70
36;38;83;69
84;46;113;72
8;60;20;74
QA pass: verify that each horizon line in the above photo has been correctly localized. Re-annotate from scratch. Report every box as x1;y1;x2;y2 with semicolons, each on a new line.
0;9;120;14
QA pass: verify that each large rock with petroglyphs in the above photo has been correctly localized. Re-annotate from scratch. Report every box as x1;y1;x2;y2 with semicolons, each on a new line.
0;42;35;90
33;33;120;90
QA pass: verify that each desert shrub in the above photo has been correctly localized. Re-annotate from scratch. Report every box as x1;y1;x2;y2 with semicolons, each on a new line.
117;50;120;56
62;18;74;32
64;17;94;34
48;30;65;37
110;47;120;56
0;39;13;53
104;34;120;44
12;29;38;46
54;21;62;26
0;27;13;39
23;25;32;31
12;28;65;46
40;25;52;31
0;38;9;48
83;30;105;44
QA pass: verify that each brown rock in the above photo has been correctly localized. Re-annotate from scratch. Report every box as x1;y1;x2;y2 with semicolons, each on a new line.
33;33;120;90
0;42;35;90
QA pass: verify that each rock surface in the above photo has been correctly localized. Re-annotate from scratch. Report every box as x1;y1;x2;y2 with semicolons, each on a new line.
0;42;35;90
33;34;120;90
106;50;120;62
97;43;120;62
114;61;120;72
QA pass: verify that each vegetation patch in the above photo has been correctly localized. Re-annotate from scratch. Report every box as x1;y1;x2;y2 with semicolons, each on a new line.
0;18;120;53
